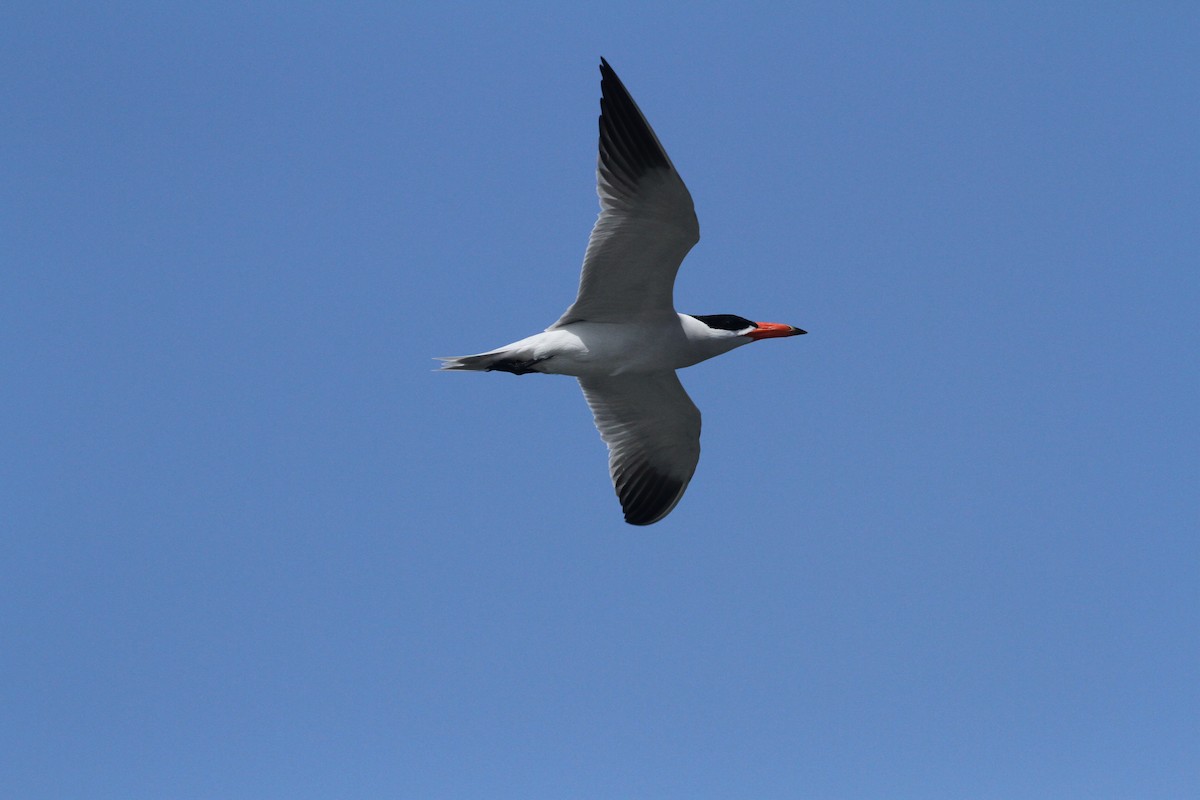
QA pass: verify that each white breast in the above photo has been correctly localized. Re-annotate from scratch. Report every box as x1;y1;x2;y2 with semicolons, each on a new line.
510;315;744;377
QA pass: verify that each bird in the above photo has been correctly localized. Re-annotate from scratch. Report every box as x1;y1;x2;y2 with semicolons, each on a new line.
439;58;805;526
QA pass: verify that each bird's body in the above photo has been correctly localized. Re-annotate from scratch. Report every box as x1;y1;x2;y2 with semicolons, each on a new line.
440;59;805;525
440;314;755;378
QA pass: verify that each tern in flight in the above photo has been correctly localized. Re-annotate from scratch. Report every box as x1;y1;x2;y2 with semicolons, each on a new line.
440;59;805;525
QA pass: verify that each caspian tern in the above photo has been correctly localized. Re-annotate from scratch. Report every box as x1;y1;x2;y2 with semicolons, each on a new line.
440;58;805;525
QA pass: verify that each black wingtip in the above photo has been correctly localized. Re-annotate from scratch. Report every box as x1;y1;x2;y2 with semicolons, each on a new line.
597;57;671;188
618;470;686;526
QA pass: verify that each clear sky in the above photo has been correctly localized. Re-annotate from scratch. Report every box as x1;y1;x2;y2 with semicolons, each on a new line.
2;3;1197;799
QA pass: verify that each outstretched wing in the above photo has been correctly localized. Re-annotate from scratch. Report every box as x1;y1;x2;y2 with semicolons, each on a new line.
552;59;700;327
578;371;701;525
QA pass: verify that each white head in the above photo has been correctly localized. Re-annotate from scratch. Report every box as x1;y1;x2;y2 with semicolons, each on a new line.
692;313;805;340
681;313;806;363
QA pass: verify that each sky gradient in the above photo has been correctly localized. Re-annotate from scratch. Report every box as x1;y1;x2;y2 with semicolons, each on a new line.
3;3;1197;798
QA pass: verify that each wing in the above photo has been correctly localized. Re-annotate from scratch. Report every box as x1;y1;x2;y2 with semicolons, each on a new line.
552;59;700;327
578;371;702;526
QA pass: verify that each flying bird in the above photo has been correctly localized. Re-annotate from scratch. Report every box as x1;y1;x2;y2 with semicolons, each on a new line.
439;58;805;525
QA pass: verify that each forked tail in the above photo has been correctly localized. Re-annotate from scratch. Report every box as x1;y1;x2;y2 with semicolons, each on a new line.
435;353;503;371
435;350;549;376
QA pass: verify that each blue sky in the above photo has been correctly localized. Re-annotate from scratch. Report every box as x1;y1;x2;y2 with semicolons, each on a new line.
2;3;1197;798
